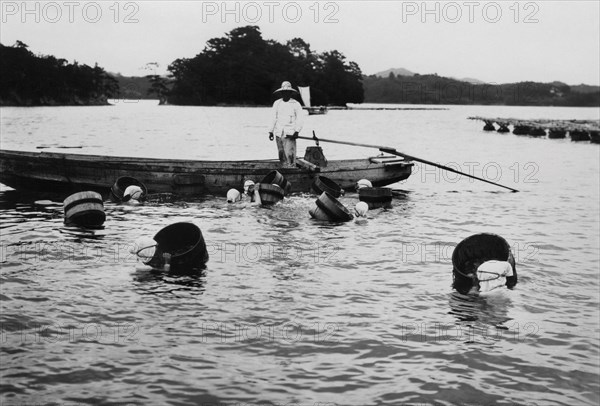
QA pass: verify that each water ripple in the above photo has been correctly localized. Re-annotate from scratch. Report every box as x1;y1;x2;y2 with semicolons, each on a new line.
1;104;599;405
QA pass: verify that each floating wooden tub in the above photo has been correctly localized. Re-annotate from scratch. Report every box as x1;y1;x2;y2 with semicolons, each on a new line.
63;191;105;227
483;121;496;131
548;129;566;139
570;130;591;142
110;176;148;202
258;183;284;205
313;192;353;222
308;205;333;221
358;187;393;209
528;127;547;137
311;176;343;198
513;126;530;136
261;171;291;195
148;222;208;272
451;233;517;295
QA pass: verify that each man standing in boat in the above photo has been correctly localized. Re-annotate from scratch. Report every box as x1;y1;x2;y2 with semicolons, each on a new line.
268;81;304;167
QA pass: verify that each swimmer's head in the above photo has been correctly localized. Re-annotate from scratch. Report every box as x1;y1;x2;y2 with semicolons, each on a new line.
354;201;369;217
356;179;372;191
226;189;241;203
243;180;255;194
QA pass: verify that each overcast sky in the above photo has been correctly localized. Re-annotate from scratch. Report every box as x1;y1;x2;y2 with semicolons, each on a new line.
1;0;599;85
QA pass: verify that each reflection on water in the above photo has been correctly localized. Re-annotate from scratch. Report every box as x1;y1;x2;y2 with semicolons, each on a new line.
132;268;207;297
448;291;513;329
1;104;599;405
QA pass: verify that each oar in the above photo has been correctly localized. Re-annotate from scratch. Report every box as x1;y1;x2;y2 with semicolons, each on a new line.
292;133;519;192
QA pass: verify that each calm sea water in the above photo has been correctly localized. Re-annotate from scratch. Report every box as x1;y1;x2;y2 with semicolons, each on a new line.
1;101;599;406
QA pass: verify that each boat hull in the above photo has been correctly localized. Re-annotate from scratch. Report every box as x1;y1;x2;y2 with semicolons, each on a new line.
305;107;328;115
0;150;413;196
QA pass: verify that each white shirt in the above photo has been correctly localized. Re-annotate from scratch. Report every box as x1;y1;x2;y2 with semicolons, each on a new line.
269;99;304;136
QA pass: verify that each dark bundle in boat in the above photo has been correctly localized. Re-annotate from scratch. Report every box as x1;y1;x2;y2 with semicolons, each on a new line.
452;233;518;294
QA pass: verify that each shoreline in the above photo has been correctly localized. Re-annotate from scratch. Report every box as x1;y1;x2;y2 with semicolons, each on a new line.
0;98;112;107
1;100;599;108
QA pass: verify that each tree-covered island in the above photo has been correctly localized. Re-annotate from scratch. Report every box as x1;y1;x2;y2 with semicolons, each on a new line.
165;26;364;106
0;41;118;106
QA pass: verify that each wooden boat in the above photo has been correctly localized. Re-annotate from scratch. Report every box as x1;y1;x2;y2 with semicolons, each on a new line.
0;149;413;196
298;86;328;115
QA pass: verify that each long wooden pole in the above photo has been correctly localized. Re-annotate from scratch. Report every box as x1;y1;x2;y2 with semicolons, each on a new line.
292;134;519;192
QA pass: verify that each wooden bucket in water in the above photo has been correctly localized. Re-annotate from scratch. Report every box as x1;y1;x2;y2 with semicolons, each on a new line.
311;176;343;198
513;125;530;135
313;192;353;222
358;187;392;209
63;191;105;227
309;206;332;221
570;130;591;142
451;233;517;295
261;171;291;195
258;183;284;205
548;129;566;139
148;222;208;272
110;176;148;202
483;121;495;131
528;127;547;137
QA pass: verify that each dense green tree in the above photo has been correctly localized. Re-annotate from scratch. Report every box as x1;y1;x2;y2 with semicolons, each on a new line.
143;62;172;104
167;26;364;106
0;42;118;106
146;75;172;104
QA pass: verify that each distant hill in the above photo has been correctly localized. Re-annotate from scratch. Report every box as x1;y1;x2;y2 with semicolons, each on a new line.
374;68;485;84
113;71;600;107
110;74;154;100
363;73;600;106
373;67;415;77
372;70;597;91
453;77;485;84
571;84;600;94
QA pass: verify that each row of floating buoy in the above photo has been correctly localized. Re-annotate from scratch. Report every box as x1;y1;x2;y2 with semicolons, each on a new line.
480;120;599;143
